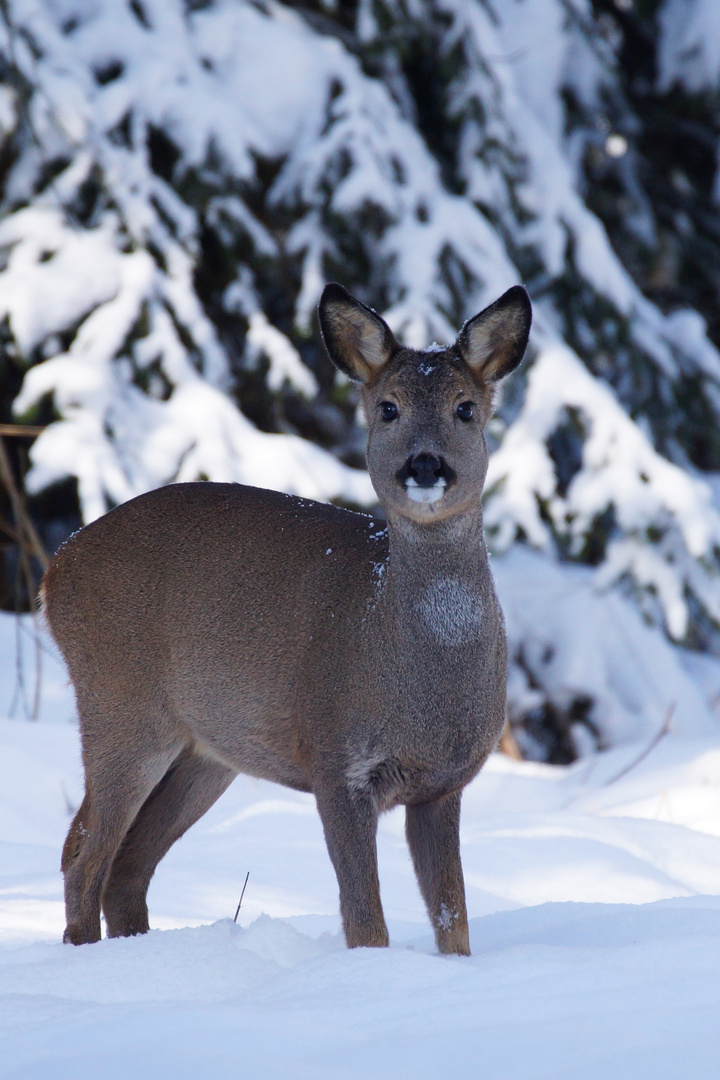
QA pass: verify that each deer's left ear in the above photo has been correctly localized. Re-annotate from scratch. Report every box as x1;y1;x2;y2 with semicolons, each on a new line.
319;283;398;384
456;286;532;381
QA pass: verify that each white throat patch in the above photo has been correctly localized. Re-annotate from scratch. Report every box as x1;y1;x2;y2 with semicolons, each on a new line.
417;578;483;645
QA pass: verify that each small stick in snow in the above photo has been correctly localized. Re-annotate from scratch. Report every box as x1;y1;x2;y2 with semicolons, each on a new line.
602;703;675;787
233;871;250;923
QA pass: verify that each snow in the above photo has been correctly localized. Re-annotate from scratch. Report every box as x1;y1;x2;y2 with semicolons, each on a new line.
486;342;720;642
659;0;720;93
495;546;720;752
1;0;387;520
2;608;720;1078
2;17;720;1050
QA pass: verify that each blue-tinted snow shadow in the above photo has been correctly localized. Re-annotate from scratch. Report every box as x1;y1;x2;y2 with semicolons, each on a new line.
468;893;720;954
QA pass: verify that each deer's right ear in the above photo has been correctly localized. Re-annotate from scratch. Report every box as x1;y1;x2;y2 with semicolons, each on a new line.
456;286;532;381
319;284;397;383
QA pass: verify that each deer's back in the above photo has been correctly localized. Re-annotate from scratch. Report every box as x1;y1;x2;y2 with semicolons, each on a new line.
43;483;385;787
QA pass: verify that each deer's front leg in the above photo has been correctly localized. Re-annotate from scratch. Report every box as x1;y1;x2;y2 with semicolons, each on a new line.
315;784;389;949
406;792;470;956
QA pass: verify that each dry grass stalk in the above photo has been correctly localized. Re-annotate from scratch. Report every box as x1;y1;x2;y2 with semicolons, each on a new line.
233;871;250;923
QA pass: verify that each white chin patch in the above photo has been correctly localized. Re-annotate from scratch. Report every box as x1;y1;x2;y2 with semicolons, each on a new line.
406;477;446;504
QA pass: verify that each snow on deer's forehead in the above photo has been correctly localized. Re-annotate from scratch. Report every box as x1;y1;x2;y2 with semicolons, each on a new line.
373;352;494;417
378;349;474;393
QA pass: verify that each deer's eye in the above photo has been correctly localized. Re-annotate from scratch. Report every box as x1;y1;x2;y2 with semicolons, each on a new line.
456;401;474;422
380;402;398;421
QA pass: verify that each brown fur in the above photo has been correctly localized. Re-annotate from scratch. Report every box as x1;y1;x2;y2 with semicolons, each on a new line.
44;283;531;954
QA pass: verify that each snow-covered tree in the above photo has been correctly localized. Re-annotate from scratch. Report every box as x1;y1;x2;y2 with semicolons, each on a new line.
3;0;720;756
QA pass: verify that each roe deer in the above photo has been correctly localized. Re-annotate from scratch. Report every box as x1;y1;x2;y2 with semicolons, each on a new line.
43;282;531;955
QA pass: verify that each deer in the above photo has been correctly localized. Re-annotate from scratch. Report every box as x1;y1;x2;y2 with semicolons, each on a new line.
42;282;531;956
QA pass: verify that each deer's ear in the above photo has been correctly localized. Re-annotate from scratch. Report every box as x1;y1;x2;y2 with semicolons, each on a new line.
456;286;531;381
319;283;398;384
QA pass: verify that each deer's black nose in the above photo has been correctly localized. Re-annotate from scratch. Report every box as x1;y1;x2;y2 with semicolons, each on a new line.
395;453;456;491
408;453;443;488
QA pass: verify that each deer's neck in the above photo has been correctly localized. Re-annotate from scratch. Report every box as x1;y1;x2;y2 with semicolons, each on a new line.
381;510;490;641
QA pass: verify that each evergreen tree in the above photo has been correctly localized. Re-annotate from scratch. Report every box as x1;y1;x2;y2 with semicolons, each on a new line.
2;0;720;756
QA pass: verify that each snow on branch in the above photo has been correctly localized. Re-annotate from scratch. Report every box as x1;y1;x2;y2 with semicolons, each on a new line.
486;342;720;642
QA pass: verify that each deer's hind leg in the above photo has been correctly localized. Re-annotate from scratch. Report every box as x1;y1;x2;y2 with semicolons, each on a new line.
61;687;186;946
102;748;235;938
62;747;181;945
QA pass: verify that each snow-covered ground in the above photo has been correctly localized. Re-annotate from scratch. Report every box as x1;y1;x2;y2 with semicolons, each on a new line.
2;612;720;1079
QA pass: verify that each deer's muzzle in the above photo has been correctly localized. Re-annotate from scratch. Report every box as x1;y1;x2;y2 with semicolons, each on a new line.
396;454;456;503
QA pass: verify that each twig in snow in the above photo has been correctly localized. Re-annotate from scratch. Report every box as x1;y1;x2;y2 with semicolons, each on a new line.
233;871;250;923
602;703;675;788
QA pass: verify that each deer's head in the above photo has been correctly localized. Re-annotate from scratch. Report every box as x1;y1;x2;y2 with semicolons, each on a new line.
319;284;531;526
